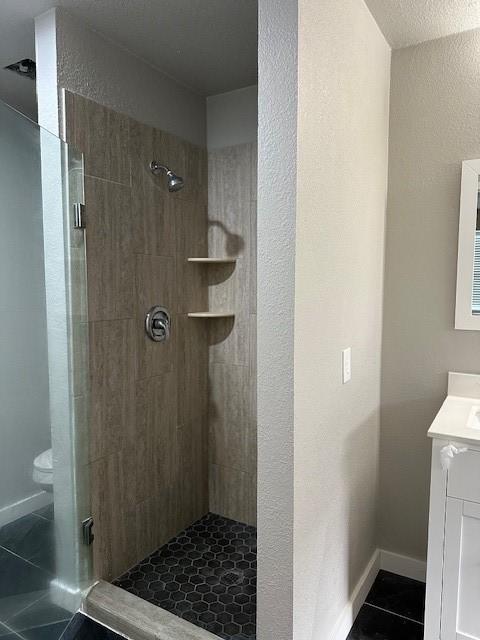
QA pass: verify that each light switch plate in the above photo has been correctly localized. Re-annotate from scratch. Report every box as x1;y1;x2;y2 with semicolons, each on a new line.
342;347;351;384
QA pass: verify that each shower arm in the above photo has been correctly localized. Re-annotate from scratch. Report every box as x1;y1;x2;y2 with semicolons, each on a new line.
150;160;169;175
149;160;184;192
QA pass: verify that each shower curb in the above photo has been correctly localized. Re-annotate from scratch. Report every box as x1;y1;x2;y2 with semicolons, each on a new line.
83;580;219;640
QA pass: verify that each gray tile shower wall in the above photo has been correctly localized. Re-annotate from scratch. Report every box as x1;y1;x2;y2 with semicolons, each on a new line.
64;91;209;581
207;143;257;526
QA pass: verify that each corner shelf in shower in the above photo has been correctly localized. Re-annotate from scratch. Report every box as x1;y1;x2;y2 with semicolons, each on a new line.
187;312;235;318
187;257;237;263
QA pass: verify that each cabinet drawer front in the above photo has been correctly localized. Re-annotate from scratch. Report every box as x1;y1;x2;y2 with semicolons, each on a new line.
448;450;480;503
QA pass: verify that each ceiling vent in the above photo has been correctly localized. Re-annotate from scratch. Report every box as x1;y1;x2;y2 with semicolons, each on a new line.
4;58;36;80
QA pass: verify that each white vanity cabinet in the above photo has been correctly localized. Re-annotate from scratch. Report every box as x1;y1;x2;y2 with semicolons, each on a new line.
442;495;480;640
425;373;480;640
430;447;480;640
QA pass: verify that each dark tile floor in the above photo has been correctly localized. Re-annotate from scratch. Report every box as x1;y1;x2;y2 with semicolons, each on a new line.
347;570;426;640
0;504;71;639
114;513;257;640
61;613;124;639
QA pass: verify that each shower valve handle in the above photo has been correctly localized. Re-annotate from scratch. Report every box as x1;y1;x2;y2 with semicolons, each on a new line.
145;306;171;342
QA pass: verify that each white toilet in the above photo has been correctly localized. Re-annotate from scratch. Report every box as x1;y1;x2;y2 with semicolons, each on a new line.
33;448;53;490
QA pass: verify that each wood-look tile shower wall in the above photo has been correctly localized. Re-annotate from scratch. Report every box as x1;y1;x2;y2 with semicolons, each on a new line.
208;143;257;526
64;91;209;581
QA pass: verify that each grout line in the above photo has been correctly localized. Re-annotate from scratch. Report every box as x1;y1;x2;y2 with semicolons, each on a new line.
31;511;52;523
0;619;27;640
0;592;69;637
5;597;45;624
84;173;130;188
0;592;47;626
364;602;424;626
6;593;70;629
88;317;136;324
0;545;53;576
16;619;70;633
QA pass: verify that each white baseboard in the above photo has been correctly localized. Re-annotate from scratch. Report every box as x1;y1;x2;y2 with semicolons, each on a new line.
379;549;427;583
329;549;380;640
0;491;53;527
329;547;427;640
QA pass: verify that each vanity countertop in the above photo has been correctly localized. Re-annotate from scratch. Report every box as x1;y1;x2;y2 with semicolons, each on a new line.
428;372;480;446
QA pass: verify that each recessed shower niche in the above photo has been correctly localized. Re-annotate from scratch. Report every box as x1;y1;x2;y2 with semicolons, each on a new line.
63;87;257;640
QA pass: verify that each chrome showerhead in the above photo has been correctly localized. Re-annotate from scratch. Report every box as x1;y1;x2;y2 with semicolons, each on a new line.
166;171;184;192
150;160;184;192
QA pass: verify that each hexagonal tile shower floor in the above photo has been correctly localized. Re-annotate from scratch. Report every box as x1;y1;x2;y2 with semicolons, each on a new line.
113;513;256;640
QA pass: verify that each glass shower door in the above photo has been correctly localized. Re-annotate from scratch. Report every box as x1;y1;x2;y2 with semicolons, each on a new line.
0;99;91;638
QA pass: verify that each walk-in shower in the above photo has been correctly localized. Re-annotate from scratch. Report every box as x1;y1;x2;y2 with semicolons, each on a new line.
0;84;256;640
58;90;258;640
0;0;258;636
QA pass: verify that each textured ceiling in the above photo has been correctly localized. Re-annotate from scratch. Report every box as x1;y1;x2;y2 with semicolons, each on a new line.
0;0;257;117
365;0;480;49
1;0;479;119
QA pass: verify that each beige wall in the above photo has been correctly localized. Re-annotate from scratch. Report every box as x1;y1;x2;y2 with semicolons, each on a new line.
64;92;209;581
380;29;480;561
294;1;390;638
207;86;258;150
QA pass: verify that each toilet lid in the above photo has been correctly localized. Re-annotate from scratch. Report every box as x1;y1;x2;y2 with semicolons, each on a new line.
34;448;53;473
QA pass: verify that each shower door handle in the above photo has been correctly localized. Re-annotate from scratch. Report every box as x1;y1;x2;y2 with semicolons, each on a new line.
145;306;171;342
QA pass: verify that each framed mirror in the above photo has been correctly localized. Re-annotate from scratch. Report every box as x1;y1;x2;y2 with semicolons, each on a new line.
455;159;480;330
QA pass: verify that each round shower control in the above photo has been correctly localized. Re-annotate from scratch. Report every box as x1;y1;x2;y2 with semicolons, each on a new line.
145;306;171;342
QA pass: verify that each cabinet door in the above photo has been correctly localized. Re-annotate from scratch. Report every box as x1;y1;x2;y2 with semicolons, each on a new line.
441;498;480;639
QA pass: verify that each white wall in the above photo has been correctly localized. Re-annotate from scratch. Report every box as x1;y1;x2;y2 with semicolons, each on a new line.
0;101;51;515
207;85;257;150
257;2;297;639
36;7;206;145
257;2;390;638
380;28;480;561
293;1;390;638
